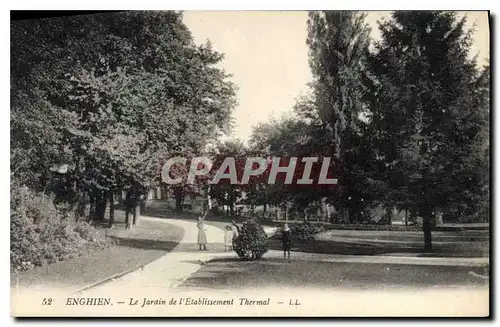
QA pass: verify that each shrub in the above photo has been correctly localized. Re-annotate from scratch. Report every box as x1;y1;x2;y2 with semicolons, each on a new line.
270;222;423;238
233;219;268;260
10;183;110;272
323;223;422;231
277;221;325;241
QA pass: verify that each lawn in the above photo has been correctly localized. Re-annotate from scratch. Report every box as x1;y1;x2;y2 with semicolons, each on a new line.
265;238;488;258
178;257;489;291
268;227;489;257
11;212;184;290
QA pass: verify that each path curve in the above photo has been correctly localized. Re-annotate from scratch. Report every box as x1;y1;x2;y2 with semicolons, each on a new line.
80;216;235;295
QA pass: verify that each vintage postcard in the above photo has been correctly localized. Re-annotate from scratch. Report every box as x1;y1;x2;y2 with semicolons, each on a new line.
10;10;490;317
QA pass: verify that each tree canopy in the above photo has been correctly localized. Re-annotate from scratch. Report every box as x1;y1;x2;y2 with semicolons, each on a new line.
11;11;237;224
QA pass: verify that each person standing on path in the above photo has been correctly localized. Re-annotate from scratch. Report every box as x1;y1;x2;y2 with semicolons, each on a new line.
197;214;208;251
281;223;292;259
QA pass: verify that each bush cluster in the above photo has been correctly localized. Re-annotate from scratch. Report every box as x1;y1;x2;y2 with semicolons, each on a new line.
271;221;423;241
275;221;325;241
233;219;268;260
11;185;110;272
323;224;422;232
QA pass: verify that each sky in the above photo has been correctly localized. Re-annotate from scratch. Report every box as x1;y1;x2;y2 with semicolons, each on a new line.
183;11;490;143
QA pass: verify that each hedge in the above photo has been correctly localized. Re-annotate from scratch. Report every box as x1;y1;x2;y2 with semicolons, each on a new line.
11;184;110;272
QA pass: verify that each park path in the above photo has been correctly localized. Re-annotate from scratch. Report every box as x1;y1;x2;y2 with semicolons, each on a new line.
78;216;234;296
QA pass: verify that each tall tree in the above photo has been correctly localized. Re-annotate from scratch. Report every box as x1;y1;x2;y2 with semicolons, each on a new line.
306;11;372;158
306;11;375;219
369;11;489;250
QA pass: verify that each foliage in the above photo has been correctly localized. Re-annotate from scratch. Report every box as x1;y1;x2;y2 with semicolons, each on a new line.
11;182;109;272
233;219;268;260
207;139;248;215
247;18;380;217
279;221;326;241
367;11;489;249
322;224;422;232
303;11;379;216
272;222;423;234
11;11;237;223
10;11;237;271
306;11;372;158
247;11;489;253
248;116;333;213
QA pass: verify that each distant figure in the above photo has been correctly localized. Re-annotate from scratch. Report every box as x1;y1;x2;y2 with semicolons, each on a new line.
281;223;292;259
224;225;233;252
197;216;208;251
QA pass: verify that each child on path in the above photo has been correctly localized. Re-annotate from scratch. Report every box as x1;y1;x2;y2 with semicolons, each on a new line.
281;223;292;259
197;216;208;251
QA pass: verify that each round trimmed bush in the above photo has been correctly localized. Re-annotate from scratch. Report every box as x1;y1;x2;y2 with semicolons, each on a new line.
233;219;268;260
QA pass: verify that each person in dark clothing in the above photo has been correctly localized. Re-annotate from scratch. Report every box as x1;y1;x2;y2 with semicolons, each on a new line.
281;223;292;259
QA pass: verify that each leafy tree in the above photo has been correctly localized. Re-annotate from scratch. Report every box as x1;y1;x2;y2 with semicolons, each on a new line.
11;11;237;229
306;11;376;220
368;11;489;249
248;114;334;218
306;11;372;158
208;139;247;216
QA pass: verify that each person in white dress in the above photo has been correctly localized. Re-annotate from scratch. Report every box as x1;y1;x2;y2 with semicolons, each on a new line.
197;216;208;251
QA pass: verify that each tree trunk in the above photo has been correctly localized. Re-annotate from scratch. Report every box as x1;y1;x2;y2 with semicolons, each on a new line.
230;203;234;216
423;218;433;251
174;189;183;212
125;207;132;230
94;192;107;221
420;206;433;251
108;191;115;228
405;209;408;227
133;204;141;226
88;193;96;222
263;203;267;213
387;208;393;225
76;192;87;222
121;190;127;204
333;121;341;160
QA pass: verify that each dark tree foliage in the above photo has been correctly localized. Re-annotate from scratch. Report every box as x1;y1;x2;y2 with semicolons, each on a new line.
11;11;236;226
306;11;379;217
368;11;489;249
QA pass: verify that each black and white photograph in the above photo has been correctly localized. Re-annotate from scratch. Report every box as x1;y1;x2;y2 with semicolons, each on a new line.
10;9;490;317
